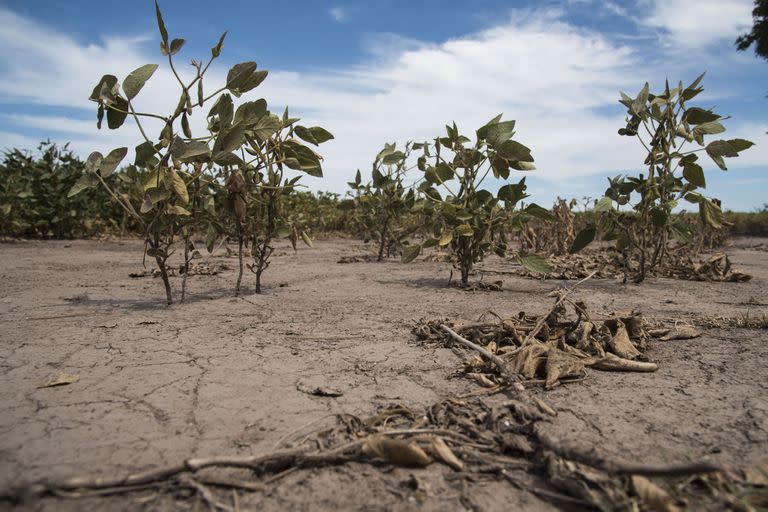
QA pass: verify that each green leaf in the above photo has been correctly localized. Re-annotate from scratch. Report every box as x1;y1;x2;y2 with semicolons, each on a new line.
89;75;118;102
100;147;128;176
669;221;693;244
234;99;268;126
226;62;268;97
169;38;185;56
301;231;313;248
123;64;158;100
106;97;129;129
212;32;227;58
684;107;720;125
85;152;103;174
570;225;596;253
282;140;323;177
518;253;551;274
497;140;533;161
682;162;706;188
67;173;98;197
381;150;405;165
295;125;334;146
523;203;556;221
726;138;754;152
438;230;453;246
456;224;474;237
485;120;516;147
401;244;421;263
650;207;668;227
154;0;168;45
179;141;211;161
135;141;158;167
213;122;246;155
692;121;725;136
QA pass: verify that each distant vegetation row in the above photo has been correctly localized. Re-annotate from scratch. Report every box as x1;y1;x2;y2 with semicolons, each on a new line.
1;141;766;241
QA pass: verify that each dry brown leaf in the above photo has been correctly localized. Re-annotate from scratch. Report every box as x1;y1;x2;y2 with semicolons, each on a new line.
631;475;682;512
534;397;558;417
660;325;701;341
744;459;768;486
466;372;497;388
37;372;79;389
544;350;586;389
431;437;464;471
590;353;658;372
647;328;671;338
363;436;432;467
509;343;549;378
607;321;641;359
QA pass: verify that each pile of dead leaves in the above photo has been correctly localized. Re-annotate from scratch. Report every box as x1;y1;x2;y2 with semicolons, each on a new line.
659;252;751;282
488;249;751;283
413;292;692;390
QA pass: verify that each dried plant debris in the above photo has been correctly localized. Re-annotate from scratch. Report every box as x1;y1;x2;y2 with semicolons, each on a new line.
489;249;751;283
37;372;80;389
415;294;660;389
129;262;230;278
337;254;380;264
8;396;731;511
661;252;751;282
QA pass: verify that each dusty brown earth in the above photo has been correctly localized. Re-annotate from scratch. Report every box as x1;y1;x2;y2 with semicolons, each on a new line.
0;237;766;511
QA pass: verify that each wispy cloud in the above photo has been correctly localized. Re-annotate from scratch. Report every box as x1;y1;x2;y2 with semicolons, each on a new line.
641;0;753;47
329;7;348;23
0;4;763;210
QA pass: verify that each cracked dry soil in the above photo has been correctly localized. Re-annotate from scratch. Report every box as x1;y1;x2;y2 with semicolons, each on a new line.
0;238;766;511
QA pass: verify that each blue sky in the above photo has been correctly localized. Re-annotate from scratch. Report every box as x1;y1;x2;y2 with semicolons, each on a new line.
0;0;765;210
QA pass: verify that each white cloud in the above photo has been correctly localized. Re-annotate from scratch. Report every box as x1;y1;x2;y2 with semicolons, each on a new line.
0;5;764;207
329;7;348;23
642;0;753;47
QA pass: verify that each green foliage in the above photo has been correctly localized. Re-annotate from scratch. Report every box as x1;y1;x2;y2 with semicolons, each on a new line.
405;115;547;286
73;1;331;303
349;143;417;261
736;0;768;60
573;74;753;282
0;142;133;238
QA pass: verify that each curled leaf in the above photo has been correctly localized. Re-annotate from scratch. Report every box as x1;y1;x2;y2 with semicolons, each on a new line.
363;436;432;467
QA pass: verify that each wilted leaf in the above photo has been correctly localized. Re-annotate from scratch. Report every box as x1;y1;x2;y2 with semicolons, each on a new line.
631;475;682;512
660;325;700;341
439;230;453;247
170;172;188;204
431;437;464;470
166;204;191;216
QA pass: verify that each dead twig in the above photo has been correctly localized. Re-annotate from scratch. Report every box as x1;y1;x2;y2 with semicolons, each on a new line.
535;426;721;477
439;324;513;381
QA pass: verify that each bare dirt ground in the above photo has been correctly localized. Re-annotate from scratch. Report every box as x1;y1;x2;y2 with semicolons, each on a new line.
0;237;766;511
